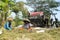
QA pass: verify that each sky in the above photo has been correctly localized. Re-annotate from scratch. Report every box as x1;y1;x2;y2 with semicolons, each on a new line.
10;0;60;21
16;0;27;2
54;0;60;21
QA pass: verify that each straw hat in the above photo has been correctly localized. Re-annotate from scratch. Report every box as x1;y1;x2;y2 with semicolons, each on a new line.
23;18;30;22
7;17;13;21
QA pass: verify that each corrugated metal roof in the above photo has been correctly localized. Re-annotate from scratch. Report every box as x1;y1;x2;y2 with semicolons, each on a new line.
30;12;43;16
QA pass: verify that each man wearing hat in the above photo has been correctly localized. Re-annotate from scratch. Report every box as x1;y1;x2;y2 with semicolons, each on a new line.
23;18;33;32
4;17;13;30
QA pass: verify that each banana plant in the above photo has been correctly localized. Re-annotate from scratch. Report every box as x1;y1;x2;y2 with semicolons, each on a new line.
0;0;15;26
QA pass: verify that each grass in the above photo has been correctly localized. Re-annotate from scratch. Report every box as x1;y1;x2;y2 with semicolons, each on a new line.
0;27;60;40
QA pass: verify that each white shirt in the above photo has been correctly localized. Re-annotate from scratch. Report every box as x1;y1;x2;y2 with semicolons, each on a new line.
50;15;55;21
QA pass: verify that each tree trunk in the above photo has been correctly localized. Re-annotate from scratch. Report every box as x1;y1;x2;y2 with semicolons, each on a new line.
5;12;8;21
0;12;4;26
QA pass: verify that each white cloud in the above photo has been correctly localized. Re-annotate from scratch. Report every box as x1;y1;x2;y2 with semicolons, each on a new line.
16;0;27;2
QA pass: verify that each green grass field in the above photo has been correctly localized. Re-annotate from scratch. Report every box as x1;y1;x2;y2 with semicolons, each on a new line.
0;27;60;40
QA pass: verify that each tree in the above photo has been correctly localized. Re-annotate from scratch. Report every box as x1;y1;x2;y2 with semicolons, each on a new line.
12;1;28;26
0;1;9;26
0;0;15;26
26;0;60;18
26;0;60;27
12;6;20;26
16;2;28;18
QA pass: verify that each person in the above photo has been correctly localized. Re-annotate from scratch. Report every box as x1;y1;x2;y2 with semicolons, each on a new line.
44;17;49;28
50;18;53;27
4;17;13;30
51;18;59;28
50;15;55;27
23;18;33;32
55;18;59;28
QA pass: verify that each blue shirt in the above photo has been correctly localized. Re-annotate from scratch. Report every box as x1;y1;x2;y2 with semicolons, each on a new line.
4;22;12;30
